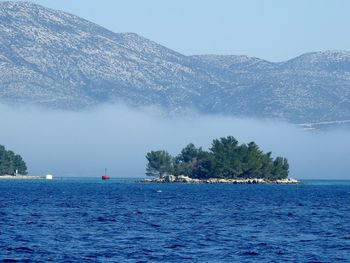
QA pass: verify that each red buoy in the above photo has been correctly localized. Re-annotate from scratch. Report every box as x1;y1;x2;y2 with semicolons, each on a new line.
102;168;110;180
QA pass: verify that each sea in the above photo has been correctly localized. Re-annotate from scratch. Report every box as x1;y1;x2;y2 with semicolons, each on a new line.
0;178;350;262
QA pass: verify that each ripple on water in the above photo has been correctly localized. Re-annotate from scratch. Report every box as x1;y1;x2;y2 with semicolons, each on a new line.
0;180;350;262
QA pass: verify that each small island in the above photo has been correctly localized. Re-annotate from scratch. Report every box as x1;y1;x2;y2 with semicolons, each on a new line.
141;136;299;184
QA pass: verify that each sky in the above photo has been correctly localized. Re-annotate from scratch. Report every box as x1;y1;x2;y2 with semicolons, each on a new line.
18;0;350;62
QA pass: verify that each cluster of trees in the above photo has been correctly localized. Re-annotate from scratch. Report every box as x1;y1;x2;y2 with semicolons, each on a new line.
0;145;27;175
146;136;289;180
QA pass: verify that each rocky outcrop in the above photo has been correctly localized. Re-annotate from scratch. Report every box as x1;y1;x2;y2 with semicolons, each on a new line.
275;178;299;184
163;174;176;182
175;175;201;183
139;175;300;184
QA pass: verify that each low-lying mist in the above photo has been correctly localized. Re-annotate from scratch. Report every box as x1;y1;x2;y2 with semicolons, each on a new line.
0;103;349;179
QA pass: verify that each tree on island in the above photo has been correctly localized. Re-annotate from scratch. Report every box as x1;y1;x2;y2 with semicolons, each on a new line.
145;136;289;180
0;145;27;175
146;150;173;178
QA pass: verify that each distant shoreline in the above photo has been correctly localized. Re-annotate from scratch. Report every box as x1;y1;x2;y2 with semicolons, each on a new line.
139;175;300;184
0;175;43;180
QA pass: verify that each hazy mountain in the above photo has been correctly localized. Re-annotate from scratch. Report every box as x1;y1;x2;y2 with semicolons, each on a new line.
192;53;350;123
0;1;350;124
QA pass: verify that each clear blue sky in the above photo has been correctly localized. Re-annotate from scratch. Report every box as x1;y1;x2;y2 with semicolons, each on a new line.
19;0;350;61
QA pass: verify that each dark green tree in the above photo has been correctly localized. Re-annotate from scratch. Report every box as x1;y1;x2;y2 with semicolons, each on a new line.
271;157;289;180
174;144;215;178
241;142;263;178
258;152;274;179
174;143;203;177
13;154;28;175
189;151;215;179
145;150;173;177
209;136;242;178
0;145;27;175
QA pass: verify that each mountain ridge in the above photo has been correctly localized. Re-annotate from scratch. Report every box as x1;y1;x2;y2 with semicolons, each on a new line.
0;1;350;123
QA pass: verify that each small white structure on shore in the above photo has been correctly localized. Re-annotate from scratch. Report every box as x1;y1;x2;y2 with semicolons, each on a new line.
46;174;53;180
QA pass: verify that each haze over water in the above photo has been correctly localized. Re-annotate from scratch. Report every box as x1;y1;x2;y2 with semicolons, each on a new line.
0;103;349;179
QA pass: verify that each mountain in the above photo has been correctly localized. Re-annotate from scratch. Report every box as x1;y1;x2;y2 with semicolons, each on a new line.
0;1;216;110
192;53;350;123
0;1;350;124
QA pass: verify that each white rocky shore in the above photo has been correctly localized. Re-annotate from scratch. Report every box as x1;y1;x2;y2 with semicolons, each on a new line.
139;175;300;184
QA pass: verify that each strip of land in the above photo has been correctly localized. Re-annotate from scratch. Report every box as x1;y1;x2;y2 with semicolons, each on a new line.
0;175;43;179
140;175;300;184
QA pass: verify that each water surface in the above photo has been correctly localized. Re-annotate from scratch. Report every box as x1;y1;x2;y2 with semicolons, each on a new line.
0;178;349;262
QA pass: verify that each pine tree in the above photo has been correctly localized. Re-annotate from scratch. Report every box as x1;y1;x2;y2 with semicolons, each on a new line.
145;150;173;177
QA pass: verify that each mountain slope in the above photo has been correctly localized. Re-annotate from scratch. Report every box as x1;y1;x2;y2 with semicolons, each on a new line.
0;1;350;123
0;1;221;110
192;52;350;122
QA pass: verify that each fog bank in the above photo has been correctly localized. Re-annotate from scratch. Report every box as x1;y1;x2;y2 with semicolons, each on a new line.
0;104;349;179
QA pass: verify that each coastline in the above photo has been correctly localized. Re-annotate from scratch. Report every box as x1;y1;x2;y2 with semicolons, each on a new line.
0;175;43;180
139;175;300;184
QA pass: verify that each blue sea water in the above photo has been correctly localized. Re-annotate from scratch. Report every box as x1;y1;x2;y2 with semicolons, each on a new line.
0;179;350;262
